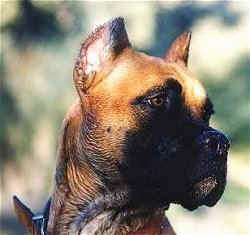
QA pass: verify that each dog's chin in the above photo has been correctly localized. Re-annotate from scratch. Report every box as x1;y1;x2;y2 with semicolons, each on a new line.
180;176;226;211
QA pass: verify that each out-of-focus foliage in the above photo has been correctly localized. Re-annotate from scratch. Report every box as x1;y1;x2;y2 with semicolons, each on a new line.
1;0;84;47
146;1;241;56
0;56;34;167
204;54;250;147
0;1;249;235
2;0;65;46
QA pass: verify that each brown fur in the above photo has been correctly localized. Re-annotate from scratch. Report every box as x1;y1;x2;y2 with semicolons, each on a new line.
14;18;229;235
47;23;204;234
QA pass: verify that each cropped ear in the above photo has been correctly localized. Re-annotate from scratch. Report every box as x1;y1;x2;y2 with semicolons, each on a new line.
13;196;35;234
165;31;191;66
74;17;131;99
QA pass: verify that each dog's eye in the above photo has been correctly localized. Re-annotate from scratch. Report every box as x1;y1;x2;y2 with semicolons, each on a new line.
203;98;214;123
147;96;165;108
203;110;214;123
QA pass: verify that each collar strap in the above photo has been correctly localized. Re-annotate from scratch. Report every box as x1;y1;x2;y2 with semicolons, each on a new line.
31;198;51;235
32;214;48;235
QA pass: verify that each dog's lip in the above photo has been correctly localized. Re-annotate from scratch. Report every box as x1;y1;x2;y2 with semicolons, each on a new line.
190;176;218;200
181;175;223;210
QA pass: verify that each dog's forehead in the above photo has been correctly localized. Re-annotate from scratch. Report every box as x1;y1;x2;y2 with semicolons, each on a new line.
104;50;170;92
94;49;207;118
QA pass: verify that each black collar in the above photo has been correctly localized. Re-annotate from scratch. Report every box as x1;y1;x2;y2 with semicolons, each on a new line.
32;198;51;235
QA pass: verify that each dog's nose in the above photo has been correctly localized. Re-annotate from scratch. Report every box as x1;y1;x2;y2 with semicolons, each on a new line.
197;130;230;158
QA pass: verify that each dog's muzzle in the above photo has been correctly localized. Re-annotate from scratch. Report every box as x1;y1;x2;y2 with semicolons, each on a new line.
182;128;230;210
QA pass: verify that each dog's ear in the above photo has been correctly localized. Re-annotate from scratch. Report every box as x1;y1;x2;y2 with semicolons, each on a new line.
165;31;191;66
74;17;131;99
13;196;35;234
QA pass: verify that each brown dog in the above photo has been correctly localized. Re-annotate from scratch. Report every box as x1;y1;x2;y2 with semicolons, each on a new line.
13;17;229;235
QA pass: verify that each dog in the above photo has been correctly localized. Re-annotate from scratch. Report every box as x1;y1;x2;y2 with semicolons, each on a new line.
13;17;229;235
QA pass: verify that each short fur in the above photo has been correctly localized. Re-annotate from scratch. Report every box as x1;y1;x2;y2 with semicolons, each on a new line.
13;18;229;235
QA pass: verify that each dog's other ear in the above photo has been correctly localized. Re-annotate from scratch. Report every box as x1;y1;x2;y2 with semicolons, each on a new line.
13;196;35;234
74;17;131;99
165;31;191;66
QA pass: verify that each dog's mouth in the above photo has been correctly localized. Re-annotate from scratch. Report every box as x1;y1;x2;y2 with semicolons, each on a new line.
180;175;225;210
123;128;229;211
180;152;228;210
179;154;228;211
178;129;229;210
190;176;218;204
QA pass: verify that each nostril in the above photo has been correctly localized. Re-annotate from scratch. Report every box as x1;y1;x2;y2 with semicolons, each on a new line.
224;139;230;151
208;137;219;152
212;136;229;158
218;134;230;153
202;136;219;152
217;143;226;157
203;137;210;145
196;130;230;158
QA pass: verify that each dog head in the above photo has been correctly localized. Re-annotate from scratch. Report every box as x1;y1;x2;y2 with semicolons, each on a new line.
73;17;230;211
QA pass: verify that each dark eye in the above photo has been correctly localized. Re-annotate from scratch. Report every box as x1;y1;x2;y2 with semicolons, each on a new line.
147;96;165;108
203;98;214;123
203;110;214;123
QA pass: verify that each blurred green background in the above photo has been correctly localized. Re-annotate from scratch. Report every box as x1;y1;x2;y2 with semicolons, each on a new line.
0;1;249;234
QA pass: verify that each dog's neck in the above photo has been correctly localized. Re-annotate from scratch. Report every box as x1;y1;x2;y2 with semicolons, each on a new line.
48;155;168;234
72;209;174;235
47;102;104;234
49;185;172;235
48;157;170;234
47;102;174;235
